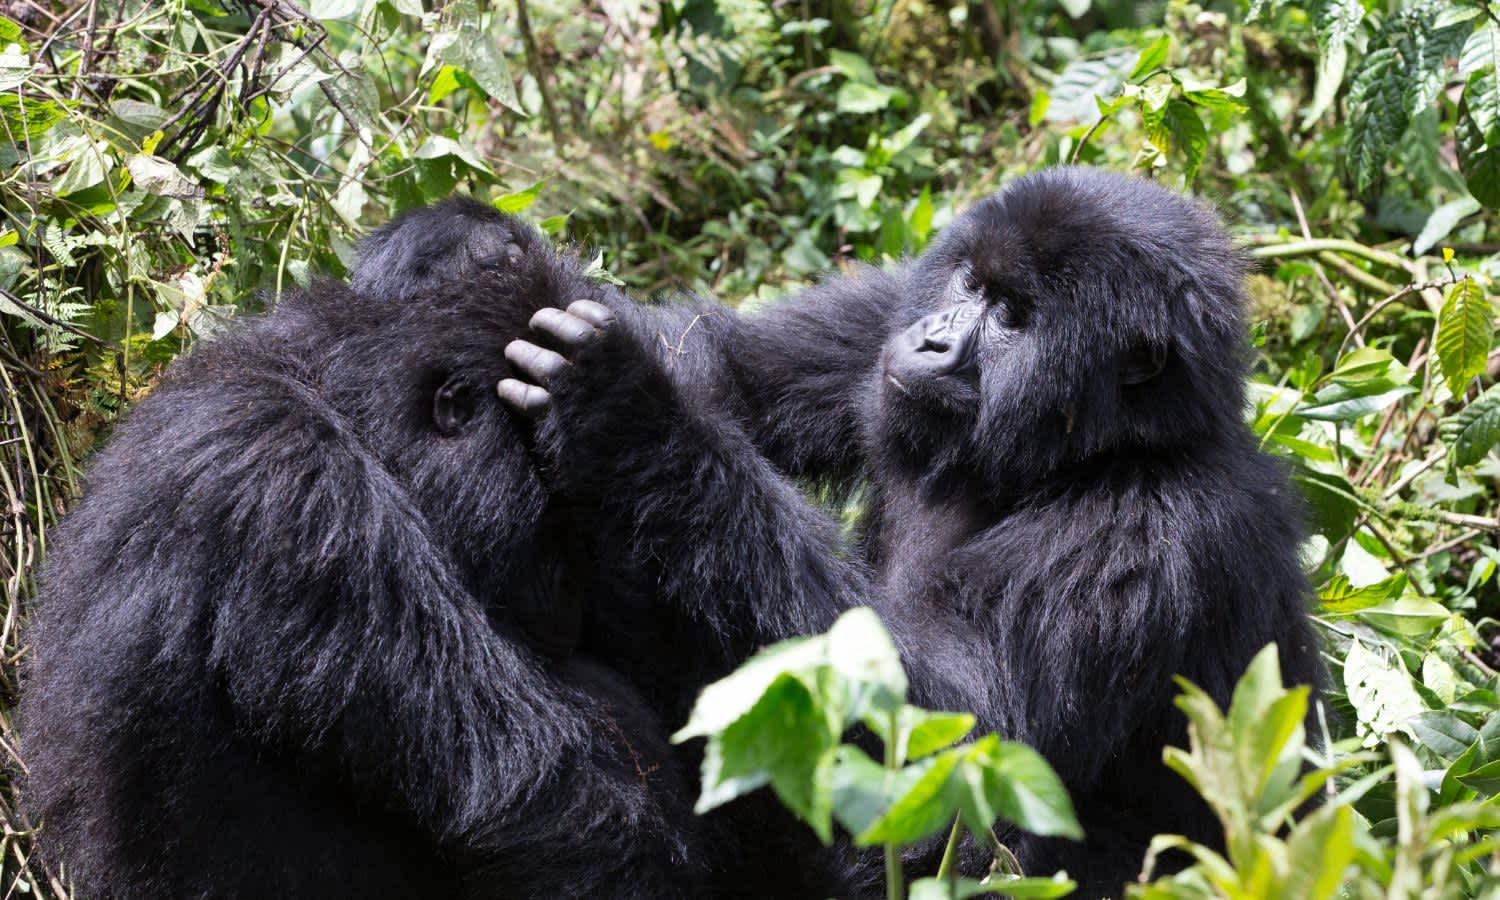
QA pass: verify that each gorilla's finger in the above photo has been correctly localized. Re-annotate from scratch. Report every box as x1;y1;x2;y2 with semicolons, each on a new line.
497;378;551;416
530;307;597;349
566;299;616;330
505;340;569;382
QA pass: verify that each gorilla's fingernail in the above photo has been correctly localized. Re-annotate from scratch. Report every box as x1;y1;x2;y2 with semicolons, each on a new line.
567;299;615;329
505;340;568;380
497;379;550;415
530;307;595;347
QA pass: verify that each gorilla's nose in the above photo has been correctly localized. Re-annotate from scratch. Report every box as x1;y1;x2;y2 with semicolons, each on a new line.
888;303;982;382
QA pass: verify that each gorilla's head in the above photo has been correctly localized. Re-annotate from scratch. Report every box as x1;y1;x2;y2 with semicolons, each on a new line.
874;167;1250;494
352;197;537;301
296;218;615;652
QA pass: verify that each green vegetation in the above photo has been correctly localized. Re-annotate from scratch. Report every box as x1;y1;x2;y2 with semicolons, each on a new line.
6;0;1500;895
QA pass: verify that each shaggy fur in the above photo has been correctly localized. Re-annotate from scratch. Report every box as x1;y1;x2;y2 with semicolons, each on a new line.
17;232;865;897
493;168;1324;897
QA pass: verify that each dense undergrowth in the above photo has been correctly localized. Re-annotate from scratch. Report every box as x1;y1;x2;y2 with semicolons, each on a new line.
4;0;1500;895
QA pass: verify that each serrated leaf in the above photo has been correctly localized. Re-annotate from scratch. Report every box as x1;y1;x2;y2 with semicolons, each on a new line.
1440;383;1500;468
1044;50;1137;124
1460;66;1500;207
1346;46;1409;193
1436;279;1493;397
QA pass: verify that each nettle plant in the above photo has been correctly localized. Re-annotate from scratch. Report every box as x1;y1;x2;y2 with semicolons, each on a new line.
673;608;1082;900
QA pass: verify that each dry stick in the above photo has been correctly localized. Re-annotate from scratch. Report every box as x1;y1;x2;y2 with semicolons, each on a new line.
1317;251;1398;296
516;0;563;146
71;0;99;102
1382;450;1445;500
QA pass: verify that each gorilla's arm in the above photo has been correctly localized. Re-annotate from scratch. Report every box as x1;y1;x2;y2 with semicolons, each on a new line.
502;302;872;671
647;266;908;481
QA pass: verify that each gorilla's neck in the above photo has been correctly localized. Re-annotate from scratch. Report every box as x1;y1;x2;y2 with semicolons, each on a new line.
874;477;994;595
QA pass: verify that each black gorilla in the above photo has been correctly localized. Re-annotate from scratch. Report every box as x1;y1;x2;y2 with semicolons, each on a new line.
488;167;1324;897
18;226;862;897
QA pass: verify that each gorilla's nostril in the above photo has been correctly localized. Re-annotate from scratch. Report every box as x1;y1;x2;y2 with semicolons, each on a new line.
918;336;952;355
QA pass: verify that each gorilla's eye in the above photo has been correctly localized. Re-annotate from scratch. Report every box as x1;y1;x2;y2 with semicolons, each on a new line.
994;294;1030;329
962;270;982;293
433;375;478;435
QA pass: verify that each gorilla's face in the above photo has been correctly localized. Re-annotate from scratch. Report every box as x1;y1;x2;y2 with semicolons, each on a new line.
873;167;1250;495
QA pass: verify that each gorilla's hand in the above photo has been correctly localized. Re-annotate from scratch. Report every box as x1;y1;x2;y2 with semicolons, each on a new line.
499;299;679;499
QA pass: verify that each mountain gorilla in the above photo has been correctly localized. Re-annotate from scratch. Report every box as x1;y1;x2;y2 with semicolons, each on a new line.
485;167;1324;897
17;227;859;898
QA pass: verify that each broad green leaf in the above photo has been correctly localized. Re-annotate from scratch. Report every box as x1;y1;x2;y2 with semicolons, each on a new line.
828;49;877;84
827;606;907;712
909;711;977;759
1291;466;1360;538
1439;383;1500;469
1283;804;1356;900
0;15;21;44
674;634;826;741
1457;757;1500;797
909;873;1076;899
1412;711;1480;761
494;180;543;214
836;82;896;114
0;94;66;143
1435;279;1493;398
1319;573;1407;614
909;186;935;247
830;744;920;838
1045;50;1138;124
1414;197;1483;256
1346;46;1408;193
856;748;961;845
1343;640;1425;748
981;740;1084;840
1356;595;1453;637
1459;66;1500;207
1129;35;1170;81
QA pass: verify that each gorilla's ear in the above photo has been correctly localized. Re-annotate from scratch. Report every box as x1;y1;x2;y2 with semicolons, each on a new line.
1119;342;1169;386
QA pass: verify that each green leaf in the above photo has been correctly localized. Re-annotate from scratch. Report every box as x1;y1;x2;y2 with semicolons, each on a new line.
0;94;66;143
1319;573;1407;614
0;15;22;45
1129;35;1170;81
909;711;978;759
1459;66;1500;207
494;180;543;214
836;81;896;114
1283;804;1356;900
980;740;1084;840
1412;711;1480;761
1457;757;1500;797
1435;279;1493;398
830;744;918;838
1343;640;1425;748
829;49;877;84
1346;46;1409;193
1439;383;1500;469
908;874;1077;899
674;634;828;742
424;3;522;114
1356;595;1452;637
1044;50;1137;124
856;750;962;845
1414;197;1483;256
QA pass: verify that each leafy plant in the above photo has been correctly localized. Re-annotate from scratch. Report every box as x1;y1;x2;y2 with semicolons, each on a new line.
675;607;1081;899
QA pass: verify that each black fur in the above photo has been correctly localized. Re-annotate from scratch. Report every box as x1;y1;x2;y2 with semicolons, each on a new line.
493;167;1323;897
18;239;787;898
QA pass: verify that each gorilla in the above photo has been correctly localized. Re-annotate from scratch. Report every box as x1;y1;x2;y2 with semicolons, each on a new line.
485;167;1325;897
17;224;857;898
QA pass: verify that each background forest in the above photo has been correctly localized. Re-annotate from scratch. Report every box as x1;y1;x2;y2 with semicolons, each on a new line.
5;0;1500;896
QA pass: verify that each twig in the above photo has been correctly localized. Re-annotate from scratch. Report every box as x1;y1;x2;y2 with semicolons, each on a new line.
1249;238;1416;275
